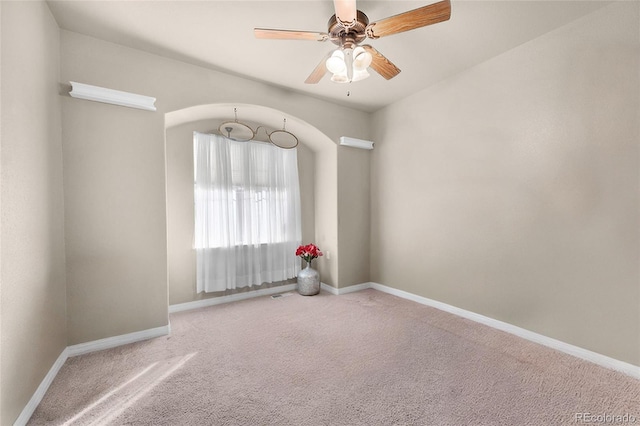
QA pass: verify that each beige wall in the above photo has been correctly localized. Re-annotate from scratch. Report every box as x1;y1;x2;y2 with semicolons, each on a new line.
0;2;67;424
1;2;637;421
371;2;639;365
338;146;371;287
165;119;316;305
313;143;338;286
60;30;370;343
62;97;169;344
298;142;316;251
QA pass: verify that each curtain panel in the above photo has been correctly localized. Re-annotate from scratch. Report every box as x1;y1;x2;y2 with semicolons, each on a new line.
194;132;302;292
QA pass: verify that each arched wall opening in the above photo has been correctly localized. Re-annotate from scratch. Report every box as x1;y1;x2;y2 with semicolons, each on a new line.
164;103;338;305
59;28;371;347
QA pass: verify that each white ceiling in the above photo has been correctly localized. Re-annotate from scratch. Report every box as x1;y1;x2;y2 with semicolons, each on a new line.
47;0;609;112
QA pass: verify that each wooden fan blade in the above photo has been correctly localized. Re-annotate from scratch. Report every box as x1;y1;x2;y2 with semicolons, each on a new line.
362;45;401;80
305;53;331;84
365;0;451;39
333;0;357;26
254;28;329;41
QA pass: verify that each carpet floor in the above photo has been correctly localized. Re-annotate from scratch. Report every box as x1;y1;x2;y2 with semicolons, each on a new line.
29;289;639;425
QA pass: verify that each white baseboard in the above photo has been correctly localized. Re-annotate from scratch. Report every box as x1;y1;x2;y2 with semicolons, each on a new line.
13;348;70;426
169;284;298;313
172;282;345;312
16;324;171;424
16;280;639;425
67;324;171;357
320;282;338;295
172;280;639;378
366;282;640;380
321;282;371;295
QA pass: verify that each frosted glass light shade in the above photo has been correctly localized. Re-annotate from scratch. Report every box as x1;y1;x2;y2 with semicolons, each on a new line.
326;50;346;74
331;72;349;83
353;47;372;71
352;69;370;82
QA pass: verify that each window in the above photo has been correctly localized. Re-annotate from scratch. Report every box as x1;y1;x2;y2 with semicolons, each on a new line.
193;132;301;292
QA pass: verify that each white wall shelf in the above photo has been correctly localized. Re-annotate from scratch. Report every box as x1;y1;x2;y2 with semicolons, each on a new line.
69;81;157;111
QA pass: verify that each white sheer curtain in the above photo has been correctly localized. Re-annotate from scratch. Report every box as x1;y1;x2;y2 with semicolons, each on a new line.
194;132;302;292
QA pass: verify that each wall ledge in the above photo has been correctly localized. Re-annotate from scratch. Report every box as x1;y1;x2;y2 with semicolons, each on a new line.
69;81;157;111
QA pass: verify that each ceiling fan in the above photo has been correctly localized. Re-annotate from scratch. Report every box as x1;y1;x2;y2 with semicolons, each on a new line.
254;0;451;84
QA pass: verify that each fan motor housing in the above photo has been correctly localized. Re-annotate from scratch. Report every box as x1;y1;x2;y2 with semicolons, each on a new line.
328;10;369;47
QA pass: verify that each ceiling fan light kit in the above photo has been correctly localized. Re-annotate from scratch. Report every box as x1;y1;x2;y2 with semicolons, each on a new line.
254;0;451;84
327;46;372;83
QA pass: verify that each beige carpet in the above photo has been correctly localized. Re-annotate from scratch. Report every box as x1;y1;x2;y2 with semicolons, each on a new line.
29;289;639;425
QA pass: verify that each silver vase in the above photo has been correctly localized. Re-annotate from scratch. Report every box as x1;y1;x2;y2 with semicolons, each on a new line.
297;262;320;296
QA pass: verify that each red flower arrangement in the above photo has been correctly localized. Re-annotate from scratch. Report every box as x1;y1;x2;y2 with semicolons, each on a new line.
295;243;323;265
